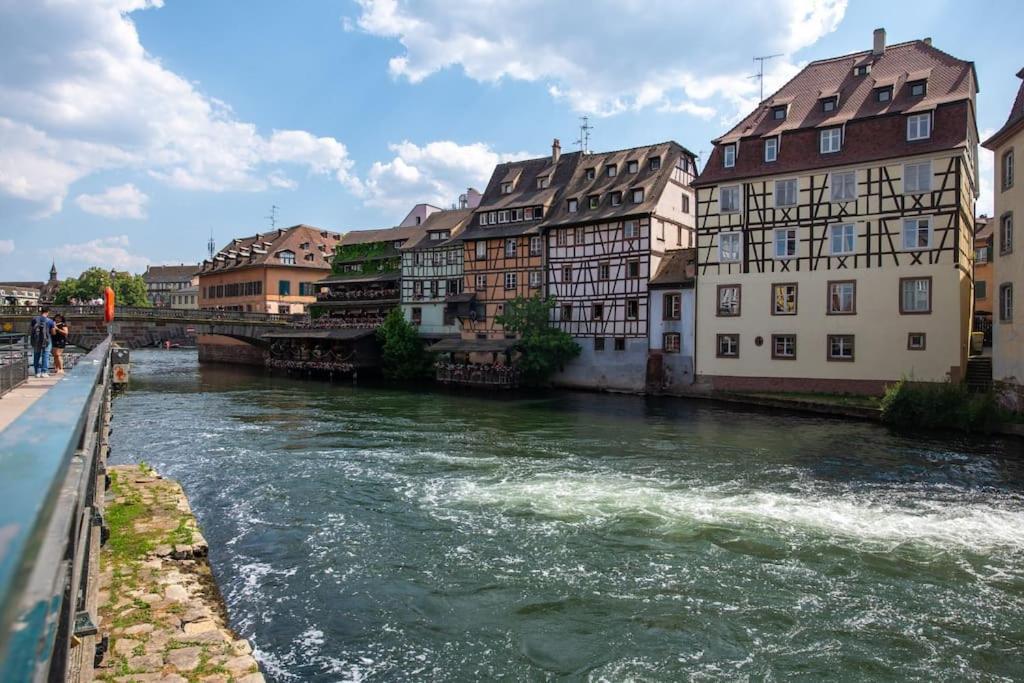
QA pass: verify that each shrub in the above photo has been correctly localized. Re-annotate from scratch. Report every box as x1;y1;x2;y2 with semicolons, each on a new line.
376;308;434;382
496;296;581;387
880;378;1005;433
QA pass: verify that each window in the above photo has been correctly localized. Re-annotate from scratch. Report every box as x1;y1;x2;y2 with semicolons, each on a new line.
575;227;585;243
447;278;463;295
523;207;533;221
775;179;797;207
649;156;661;171
764;137;778;163
773;283;798;315
902;217;932;250
488;211;497;224
820;128;842;154
831;171;857;202
624;220;639;239
501;182;513;194
773;228;798;259
854;64;870;76
828;335;855;361
1000;283;1014;322
904;161;932;193
908;333;927;350
723;144;736;168
411;307;422;325
900;277;932;313
561;304;573;322
605;164;617;177
682;194;690;213
772;105;786;120
559;266;571;285
594;337;605;351
975;281;987;299
278;250;296;265
412;281;424;299
664;293;681;320
822;97;837;112
567;198;578;213
632;188;645;203
588;195;599;210
828;280;856;314
627;160;639;174
664;333;681;353
299;282;316;296
717;333;739;358
556;230;568;247
830;223;856;255
1003;149;1015;190
717;232;742;264
717;284;740;316
504;272;517;290
430;280;440;298
475;273;487;291
511;208;522;221
976;245;989;263
534;206;543;220
592;303;604;320
537;176;550;189
475;241;487;260
505;239;517;257
907;113;931;141
448;249;458;264
720;185;740;213
772;334;796;360
529;270;542;288
585;168;596;181
278;280;291;296
530;235;542;256
875;86;892;102
498;210;509;223
909;80;927;97
1000;213;1014;255
626;299;640;319
598;261;610;280
614;337;626;351
610;191;622;206
627;259;640;278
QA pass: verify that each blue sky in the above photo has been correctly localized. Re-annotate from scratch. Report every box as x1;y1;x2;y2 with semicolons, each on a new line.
0;0;1020;281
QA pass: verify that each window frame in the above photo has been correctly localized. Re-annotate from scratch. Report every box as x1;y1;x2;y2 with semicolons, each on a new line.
610;191;622;206
1002;149;1015;191
567;198;578;213
764;136;778;163
719;185;741;213
663;292;681;320
605;164;617;178
598;260;611;281
907;332;927;350
505;238;517;258
771;333;797;360
827;334;855;362
1000;212;1014;255
560;303;573;322
875;86;892;103
475;273;487;291
822;97;837;113
623;220;640;239
902;216;932;251
829;222;857;255
592;303;604;321
906;113;932;141
723;144;736;168
718;231;742;263
899;276;933;314
504;272;517;290
627;160;639;174
830;170;857;202
771;105;787;121
820;127;842;154
562;264;572;282
1000;283;1014;322
588;195;599;210
771;282;798;316
909;80;927;97
716;333;739;358
614;337;626;352
626;298;640;320
663;333;681;353
631;188;645;204
529;235;542;256
773;228;798;260
827;279;857;315
649;156;662;171
717;284;741;317
529;270;542;289
904;160;932;194
627;259;640;278
774;178;798;207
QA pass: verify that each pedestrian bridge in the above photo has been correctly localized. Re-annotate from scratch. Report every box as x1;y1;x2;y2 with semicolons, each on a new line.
0;305;301;350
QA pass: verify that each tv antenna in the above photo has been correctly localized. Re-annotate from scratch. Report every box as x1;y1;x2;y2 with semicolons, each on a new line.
207;230;216;260
265;204;279;229
751;54;783;102
575;115;594;154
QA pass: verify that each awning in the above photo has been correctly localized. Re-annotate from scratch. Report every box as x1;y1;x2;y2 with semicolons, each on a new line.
317;272;398;285
263;328;377;341
427;338;517;353
446;293;476;303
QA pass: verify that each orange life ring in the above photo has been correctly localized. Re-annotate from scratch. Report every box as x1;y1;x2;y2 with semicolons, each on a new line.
104;286;116;322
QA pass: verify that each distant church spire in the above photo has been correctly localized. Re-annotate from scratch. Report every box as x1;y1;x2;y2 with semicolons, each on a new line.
49;261;57;282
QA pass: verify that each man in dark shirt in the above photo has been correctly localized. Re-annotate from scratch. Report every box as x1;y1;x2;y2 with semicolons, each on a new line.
30;307;56;377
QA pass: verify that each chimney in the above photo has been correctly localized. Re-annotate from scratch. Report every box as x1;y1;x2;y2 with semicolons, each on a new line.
552;138;561;164
923;37;932;46
873;28;886;56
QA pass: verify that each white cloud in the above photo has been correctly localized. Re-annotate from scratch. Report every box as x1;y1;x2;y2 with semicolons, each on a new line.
0;1;357;214
362;140;532;211
49;235;150;273
0;239;13;255
352;0;847;119
977;128;995;218
75;183;149;219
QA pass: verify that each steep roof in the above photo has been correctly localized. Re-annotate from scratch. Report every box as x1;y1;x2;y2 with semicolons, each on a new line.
199;224;340;274
649;248;696;288
982;68;1024;150
143;264;199;283
340;225;424;247
401;208;474;250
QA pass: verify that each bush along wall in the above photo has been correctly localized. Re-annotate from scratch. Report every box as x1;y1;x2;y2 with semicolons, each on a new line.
879;378;1009;434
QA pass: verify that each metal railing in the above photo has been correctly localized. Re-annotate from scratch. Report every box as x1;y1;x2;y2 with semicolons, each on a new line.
0;305;304;325
0;336;113;681
0;334;29;397
435;362;520;387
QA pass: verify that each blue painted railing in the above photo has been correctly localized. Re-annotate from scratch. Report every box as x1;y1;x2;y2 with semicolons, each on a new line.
0;336;112;681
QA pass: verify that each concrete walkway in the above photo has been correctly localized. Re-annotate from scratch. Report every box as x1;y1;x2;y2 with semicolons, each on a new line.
0;374;62;432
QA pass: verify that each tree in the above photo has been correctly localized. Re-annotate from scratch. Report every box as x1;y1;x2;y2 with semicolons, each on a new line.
376;308;434;381
52;267;150;307
497;296;581;386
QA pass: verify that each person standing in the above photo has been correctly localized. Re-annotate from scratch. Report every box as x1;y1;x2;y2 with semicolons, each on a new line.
30;307;55;377
52;314;69;373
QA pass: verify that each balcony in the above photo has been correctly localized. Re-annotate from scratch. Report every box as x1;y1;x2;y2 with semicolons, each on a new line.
434;362;519;388
316;287;399;303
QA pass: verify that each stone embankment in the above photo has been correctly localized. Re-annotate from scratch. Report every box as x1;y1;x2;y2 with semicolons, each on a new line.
95;465;263;683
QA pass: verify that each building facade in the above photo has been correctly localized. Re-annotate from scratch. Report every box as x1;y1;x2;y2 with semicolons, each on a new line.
647;249;697;392
692;30;978;395
544;142;698;391
0;283;41;307
973;215;993;345
197;225;340;314
143;264;198;308
400;208;474;337
982;68;1024;401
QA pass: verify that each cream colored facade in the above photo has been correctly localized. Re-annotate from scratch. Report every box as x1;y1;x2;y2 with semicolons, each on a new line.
696;149;975;393
987;122;1023;386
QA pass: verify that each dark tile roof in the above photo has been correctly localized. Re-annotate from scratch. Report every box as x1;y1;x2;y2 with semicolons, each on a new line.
401;208;474;250
340;225;424;247
696;38;976;186
983;68;1024;149
649;248;696;288
143;264;199;283
0;281;44;289
200;225;340;274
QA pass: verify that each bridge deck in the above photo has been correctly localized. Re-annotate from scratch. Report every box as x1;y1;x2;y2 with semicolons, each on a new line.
0;375;60;432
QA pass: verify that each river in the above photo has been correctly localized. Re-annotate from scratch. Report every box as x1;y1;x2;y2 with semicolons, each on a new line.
109;349;1024;681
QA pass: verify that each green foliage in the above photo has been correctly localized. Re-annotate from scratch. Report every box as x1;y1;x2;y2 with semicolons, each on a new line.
880;378;1006;433
332;242;401;277
497;296;581;386
376;308;434;382
53;267;150;307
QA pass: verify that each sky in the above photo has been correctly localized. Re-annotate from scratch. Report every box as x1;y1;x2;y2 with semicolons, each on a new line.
0;0;1021;281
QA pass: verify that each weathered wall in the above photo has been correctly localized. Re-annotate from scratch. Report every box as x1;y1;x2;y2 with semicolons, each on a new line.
197;335;265;366
553;337;647;392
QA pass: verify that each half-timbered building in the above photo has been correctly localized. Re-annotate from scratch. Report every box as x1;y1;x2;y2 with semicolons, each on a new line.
399;208;474;337
543;141;698;391
647;248;697;392
693;29;978;394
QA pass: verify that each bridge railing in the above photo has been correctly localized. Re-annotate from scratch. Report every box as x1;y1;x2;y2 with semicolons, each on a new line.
0;333;29;397
0;336;113;681
0;305;306;325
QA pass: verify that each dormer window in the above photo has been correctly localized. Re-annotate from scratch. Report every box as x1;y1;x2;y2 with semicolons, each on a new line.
854;64;871;77
585;167;596;180
821;97;837;113
876;86;892;103
605;164;617;178
723;144;736;168
627;160;639;174
501;182;513;194
820;127;842;154
588;194;599;209
907;113;931;141
909;80;927;97
277;250;296;265
771;105;787;121
649;156;661;171
536;176;549;189
764;137;778;163
609;191;622;206
567;198;578;213
631;188;644;204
